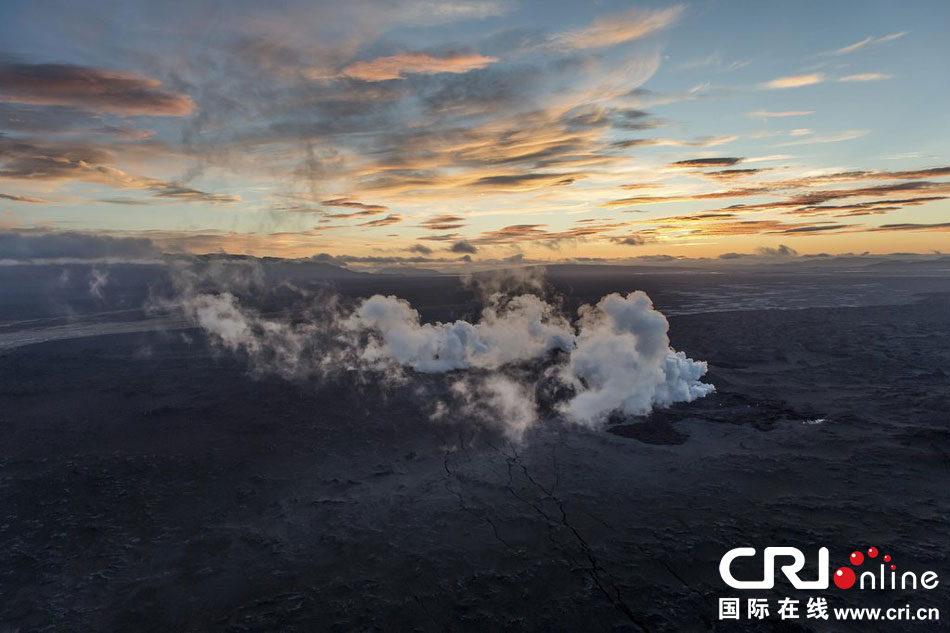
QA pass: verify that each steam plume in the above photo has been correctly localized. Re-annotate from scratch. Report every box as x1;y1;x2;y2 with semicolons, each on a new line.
347;293;573;372
160;266;713;437
88;267;109;299
559;292;714;423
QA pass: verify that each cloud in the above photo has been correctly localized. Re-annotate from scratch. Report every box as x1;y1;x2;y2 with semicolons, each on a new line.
742;154;794;163
321;197;389;212
170;268;712;432
441;374;537;440
820;31;907;56
317;197;389;218
97;197;160;206
838;73;892;82
760;73;826;89
90;124;156;140
0;4;935;261
610;234;651;246
702;168;767;180
560;106;664;132
559;291;713;423
676;54;748;73
396;0;513;25
359;213;403;227
113;15;668;207
651;218;850;238
759;72;890;91
549;6;684;51
151;185;241;203
783;196;946;217
468;172;580;190
0;135;114;180
474;221;629;246
603;176;950;211
599;164;950;239
0;230;161;261
868;222;950;233
772;181;950;207
311;252;458;266
339;51;499;81
348;292;574;372
613;135;737;149
777;130;867;147
408;243;434;255
755;244;798;257
419;214;467;230
746;110;815;118
0;192;48;203
450;240;478;254
670;157;743;168
418;233;462;242
88;267;109;299
602;189;762;207
779;223;848;234
817;167;950;181
0;136;239;203
0;62;194;116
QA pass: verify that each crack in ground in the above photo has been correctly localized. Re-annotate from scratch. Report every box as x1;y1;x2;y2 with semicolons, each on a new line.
442;450;514;550
413;593;449;632
492;441;650;632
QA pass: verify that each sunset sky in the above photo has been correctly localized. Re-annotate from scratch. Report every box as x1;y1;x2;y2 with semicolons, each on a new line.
1;0;948;264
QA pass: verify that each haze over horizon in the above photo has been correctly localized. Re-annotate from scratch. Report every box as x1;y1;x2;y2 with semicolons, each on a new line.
1;0;949;265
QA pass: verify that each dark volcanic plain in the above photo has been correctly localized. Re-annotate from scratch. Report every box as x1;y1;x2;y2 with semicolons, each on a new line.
1;262;948;632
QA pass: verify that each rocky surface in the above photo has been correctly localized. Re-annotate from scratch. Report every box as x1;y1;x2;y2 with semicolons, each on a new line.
1;271;948;631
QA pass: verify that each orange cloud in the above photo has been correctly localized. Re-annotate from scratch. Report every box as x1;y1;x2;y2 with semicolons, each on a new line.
0;193;48;203
339;52;498;81
474;221;630;245
0;62;194;116
838;73;892;82
760;73;825;89
420;215;467;230
359;214;403;227
551;6;684;50
868;222;950;232
321;197;388;211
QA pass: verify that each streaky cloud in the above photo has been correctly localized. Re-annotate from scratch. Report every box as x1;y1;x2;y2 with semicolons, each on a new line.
746;109;815;118
547;5;684;51
0;62;194;116
339;51;499;82
820;31;908;56
760;73;825;89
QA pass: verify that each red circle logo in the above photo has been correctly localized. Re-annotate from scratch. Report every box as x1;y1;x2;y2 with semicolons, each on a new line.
834;567;856;589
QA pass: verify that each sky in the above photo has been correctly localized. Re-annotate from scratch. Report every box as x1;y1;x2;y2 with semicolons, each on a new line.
1;0;949;264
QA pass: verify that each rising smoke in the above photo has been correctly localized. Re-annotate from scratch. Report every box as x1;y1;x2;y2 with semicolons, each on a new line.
88;267;109;299
158;264;713;439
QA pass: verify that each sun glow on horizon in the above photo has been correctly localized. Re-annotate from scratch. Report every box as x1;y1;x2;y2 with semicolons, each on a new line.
0;1;948;264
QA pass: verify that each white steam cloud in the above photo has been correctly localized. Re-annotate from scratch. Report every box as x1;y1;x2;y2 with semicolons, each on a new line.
88;267;109;299
559;292;714;422
160;266;713;439
348;293;573;373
